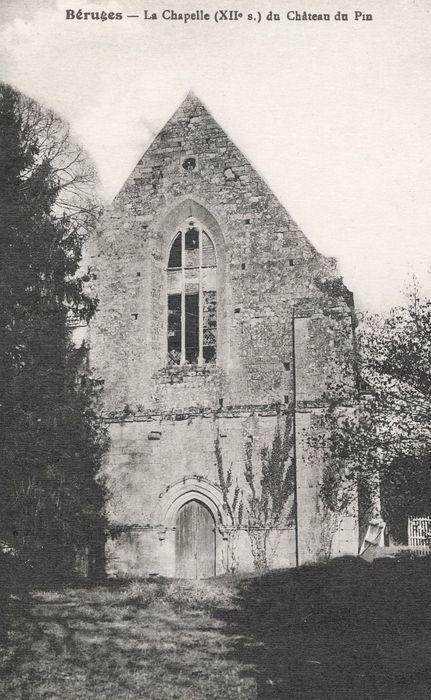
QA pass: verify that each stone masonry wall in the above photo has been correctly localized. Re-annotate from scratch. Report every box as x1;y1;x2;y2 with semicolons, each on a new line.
88;93;344;415
103;409;296;576
88;93;359;574
294;311;358;564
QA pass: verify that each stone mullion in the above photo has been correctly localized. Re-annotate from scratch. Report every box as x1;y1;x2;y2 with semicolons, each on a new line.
181;230;185;364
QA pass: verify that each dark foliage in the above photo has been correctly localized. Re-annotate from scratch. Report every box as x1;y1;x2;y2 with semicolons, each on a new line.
0;83;107;575
315;285;431;543
381;453;431;544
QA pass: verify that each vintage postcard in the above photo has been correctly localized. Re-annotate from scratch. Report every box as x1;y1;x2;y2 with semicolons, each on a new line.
1;1;431;698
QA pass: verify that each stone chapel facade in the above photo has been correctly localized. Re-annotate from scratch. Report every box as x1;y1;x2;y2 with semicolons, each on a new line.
88;93;358;578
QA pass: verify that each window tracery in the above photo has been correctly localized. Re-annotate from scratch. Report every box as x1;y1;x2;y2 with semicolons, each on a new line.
167;218;217;365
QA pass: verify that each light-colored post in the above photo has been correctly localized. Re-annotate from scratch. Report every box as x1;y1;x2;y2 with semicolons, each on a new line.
181;230;185;364
198;226;203;366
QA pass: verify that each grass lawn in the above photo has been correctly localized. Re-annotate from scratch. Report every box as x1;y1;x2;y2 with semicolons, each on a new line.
0;577;254;699
1;555;431;699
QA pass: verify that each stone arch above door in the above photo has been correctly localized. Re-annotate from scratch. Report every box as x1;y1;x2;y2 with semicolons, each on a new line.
154;475;228;532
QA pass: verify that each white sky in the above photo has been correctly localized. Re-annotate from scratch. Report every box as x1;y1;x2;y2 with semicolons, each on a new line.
1;0;430;311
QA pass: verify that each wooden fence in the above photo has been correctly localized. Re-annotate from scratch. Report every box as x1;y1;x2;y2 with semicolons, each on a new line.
408;516;431;556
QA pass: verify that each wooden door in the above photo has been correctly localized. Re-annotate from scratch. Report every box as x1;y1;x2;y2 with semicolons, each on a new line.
175;500;216;579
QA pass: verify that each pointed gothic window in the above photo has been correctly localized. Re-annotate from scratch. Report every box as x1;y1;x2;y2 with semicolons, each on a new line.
167;218;217;365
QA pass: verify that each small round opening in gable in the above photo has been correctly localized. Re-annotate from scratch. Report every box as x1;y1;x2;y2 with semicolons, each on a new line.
182;156;196;172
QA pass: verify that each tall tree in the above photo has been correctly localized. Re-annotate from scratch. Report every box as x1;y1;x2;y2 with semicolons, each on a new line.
0;83;107;575
314;281;431;547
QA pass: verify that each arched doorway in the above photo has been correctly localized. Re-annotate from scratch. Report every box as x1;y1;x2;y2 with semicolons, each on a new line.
175;499;216;579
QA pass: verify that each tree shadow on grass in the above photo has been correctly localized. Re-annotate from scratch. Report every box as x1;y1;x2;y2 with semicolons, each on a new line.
1;571;229;698
216;556;431;699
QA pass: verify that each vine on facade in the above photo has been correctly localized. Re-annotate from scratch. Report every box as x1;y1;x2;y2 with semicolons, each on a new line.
215;408;296;574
